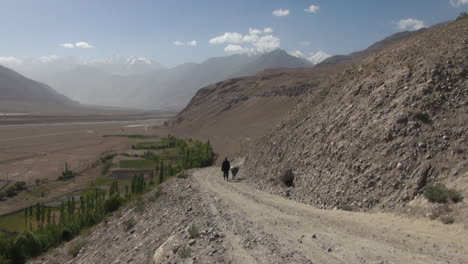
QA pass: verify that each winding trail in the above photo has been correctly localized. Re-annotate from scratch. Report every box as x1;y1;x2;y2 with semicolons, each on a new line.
193;167;468;264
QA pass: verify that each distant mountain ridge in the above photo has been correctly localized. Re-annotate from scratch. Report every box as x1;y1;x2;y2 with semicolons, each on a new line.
316;28;428;67
37;49;313;110
0;65;77;106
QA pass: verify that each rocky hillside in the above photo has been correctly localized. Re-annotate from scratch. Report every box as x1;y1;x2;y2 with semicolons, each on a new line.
169;66;339;160
169;28;432;161
244;19;468;210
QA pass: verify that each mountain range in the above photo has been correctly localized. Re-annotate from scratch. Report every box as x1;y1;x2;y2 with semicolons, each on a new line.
170;18;468;212
0;65;77;112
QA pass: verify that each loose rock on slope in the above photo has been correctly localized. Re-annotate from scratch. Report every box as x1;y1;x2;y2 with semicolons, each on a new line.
244;18;468;211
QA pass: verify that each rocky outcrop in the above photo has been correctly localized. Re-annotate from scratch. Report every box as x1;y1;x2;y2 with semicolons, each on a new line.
244;19;468;210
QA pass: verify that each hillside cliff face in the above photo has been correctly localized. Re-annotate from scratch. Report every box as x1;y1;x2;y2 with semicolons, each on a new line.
244;19;468;210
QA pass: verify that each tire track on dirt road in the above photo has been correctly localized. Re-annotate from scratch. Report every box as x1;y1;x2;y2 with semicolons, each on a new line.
193;167;468;264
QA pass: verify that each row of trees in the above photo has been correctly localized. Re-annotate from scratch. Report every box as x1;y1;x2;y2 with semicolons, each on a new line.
1;183;134;264
0;137;215;264
181;141;214;169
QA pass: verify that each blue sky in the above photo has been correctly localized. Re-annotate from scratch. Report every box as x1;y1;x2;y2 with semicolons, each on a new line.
0;0;467;67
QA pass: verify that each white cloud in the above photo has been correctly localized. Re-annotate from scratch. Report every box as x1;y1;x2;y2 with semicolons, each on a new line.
60;43;74;48
243;34;259;43
174;41;184;46
273;9;290;17
209;32;244;44
304;5;320;13
224;44;251;54
187;40;198;46
210;27;280;54
396;18;426;31
75;42;93;48
249;28;262;35
289;50;305;58
0;56;23;65
254;35;280;53
449;0;468;7
174;40;198;47
308;51;332;64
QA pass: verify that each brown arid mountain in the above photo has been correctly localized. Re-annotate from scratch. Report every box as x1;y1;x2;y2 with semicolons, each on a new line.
243;18;467;214
169;66;339;158
169;25;436;161
0;65;78;111
31;19;468;264
316;27;428;67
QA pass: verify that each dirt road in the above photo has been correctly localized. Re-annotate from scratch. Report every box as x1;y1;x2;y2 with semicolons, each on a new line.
193;167;468;264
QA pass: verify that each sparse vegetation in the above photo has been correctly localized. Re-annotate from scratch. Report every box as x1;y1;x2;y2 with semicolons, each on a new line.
104;196;124;213
424;183;463;204
2;181;27;198
412;111;431;124
429;204;451;220
188;224;199;239
57;162;76;181
101;161;112;176
457;12;468;20
148;187;163;202
68;239;87;258
338;204;354;211
135;196;145;213
439;215;455;225
178;246;192;259
123;218;136;231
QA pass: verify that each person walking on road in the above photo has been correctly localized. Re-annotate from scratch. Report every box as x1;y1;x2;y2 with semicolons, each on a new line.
221;158;231;181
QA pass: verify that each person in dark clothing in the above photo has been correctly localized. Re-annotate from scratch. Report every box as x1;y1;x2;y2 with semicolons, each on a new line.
221;158;230;181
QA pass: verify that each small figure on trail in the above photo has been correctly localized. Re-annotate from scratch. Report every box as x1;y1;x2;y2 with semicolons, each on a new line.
231;166;239;180
221;158;231;181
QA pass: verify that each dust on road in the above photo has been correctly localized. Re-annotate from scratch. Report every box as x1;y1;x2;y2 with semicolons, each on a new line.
194;167;468;264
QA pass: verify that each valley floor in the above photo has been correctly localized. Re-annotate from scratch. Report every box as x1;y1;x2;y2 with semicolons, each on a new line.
32;166;468;264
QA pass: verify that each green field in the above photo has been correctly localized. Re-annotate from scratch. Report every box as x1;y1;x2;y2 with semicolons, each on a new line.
0;211;27;233
119;159;157;169
135;141;168;149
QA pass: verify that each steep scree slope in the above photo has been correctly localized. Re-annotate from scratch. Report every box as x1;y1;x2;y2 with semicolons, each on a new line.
244;19;468;210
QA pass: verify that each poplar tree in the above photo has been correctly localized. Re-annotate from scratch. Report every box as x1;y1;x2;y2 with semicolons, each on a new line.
159;161;164;184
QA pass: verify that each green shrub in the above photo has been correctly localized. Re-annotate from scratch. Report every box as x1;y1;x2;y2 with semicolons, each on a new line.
446;189;463;203
135;196;145;213
338;204;354;211
178;246;191;259
148;187;162;202
68;240;86;258
440;215;455;225
188;224;199;239
424;183;463;204
5;187;17;198
61;228;74;242
123;218;136;231
101;161;112;176
12;232;43;261
13;182;26;191
0;192;6;200
457;12;468;20
104;196;124;213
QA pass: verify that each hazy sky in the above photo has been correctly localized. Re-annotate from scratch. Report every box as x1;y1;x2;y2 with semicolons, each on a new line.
0;0;467;67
